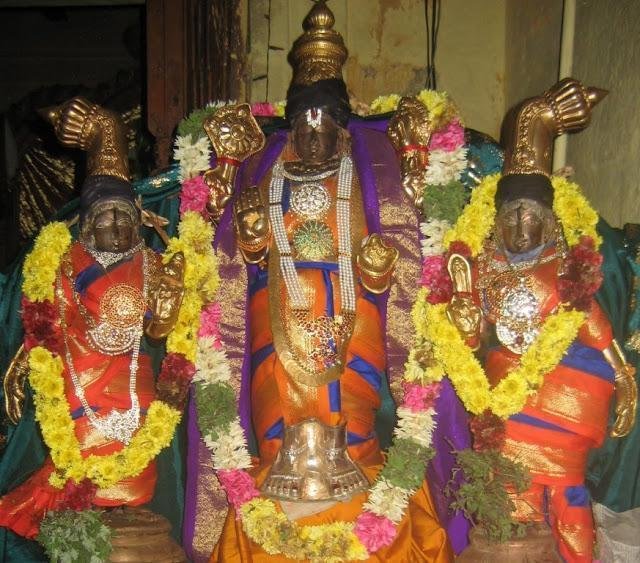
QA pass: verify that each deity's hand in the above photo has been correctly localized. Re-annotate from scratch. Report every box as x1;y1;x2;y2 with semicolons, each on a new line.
356;234;399;294
146;252;185;340
204;168;233;224
544;78;608;134
611;364;637;438
234;185;270;263
3;345;29;425
387;96;434;208
42;96;129;181
446;294;482;347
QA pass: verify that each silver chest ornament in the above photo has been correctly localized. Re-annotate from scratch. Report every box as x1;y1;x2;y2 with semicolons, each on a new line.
494;277;542;354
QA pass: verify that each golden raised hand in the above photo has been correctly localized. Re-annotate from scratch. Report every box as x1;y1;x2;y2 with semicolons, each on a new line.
356;234;399;294
146;252;185;340
42;96;129;181
234;185;270;263
387;97;434;208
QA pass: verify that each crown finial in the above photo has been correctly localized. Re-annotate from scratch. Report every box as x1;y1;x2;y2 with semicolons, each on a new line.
288;0;348;86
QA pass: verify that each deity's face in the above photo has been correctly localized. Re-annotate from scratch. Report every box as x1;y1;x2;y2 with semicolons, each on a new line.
292;108;340;165
90;201;139;253
497;198;553;254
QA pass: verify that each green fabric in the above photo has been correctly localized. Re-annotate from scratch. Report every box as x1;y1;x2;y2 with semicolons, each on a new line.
587;220;640;512
0;167;185;561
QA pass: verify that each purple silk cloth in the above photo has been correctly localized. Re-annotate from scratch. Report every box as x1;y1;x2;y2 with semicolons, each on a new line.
184;123;471;555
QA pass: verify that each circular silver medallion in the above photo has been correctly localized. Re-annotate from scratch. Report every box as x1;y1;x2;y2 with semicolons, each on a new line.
495;283;541;354
290;183;331;219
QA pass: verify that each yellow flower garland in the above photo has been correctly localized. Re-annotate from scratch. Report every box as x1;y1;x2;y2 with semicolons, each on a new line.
443;173;601;257
240;498;368;561
417;299;585;418
28;345;180;489
22;221;72;302
164;211;219;361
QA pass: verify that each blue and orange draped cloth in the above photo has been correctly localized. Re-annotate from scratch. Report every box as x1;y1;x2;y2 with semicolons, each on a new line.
183;122;471;561
0;243;158;539
480;253;615;563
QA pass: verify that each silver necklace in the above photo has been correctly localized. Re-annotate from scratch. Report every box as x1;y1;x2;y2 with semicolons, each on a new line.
56;249;147;444
83;240;144;269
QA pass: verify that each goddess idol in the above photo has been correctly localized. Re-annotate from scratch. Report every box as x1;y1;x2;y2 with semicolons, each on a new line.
185;1;469;561
0;97;188;558
423;79;637;562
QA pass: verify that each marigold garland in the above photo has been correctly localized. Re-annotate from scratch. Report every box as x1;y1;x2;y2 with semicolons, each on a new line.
22;222;72;302
418;299;585;418
28;345;180;489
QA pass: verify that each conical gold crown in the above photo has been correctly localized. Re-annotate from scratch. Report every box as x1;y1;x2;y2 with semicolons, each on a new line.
289;0;348;86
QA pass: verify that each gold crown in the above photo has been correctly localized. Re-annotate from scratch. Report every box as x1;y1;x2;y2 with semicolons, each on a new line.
289;1;348;86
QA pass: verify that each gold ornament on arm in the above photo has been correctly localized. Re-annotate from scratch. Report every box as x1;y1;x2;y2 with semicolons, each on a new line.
42;96;130;182
202;103;265;223
234;185;271;264
146;251;186;340
387;97;435;208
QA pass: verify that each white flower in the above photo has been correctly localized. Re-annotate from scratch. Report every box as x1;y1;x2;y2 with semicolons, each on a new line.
403;359;424;383
174;134;211;180
394;407;437;449
205;418;252;470
420;218;450;257
206;99;237;109
363;479;411;523
425;147;468;185
194;339;232;385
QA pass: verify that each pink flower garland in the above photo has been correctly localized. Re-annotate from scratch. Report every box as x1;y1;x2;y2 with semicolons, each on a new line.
217;469;260;513
198;301;223;346
429;119;464;152
354;512;397;552
403;381;442;412
179;175;210;216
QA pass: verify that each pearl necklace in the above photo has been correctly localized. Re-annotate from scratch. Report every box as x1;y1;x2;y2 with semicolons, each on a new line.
269;155;356;313
56;249;148;445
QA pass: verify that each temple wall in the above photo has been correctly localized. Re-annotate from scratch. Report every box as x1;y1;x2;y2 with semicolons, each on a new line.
504;0;562;119
247;0;506;139
566;0;640;228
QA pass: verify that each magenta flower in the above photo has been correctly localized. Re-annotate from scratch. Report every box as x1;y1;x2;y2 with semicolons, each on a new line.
421;255;452;304
403;382;442;412
179;175;209;216
198;302;222;345
354;511;397;553
217;469;260;513
429;119;465;152
250;102;275;117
